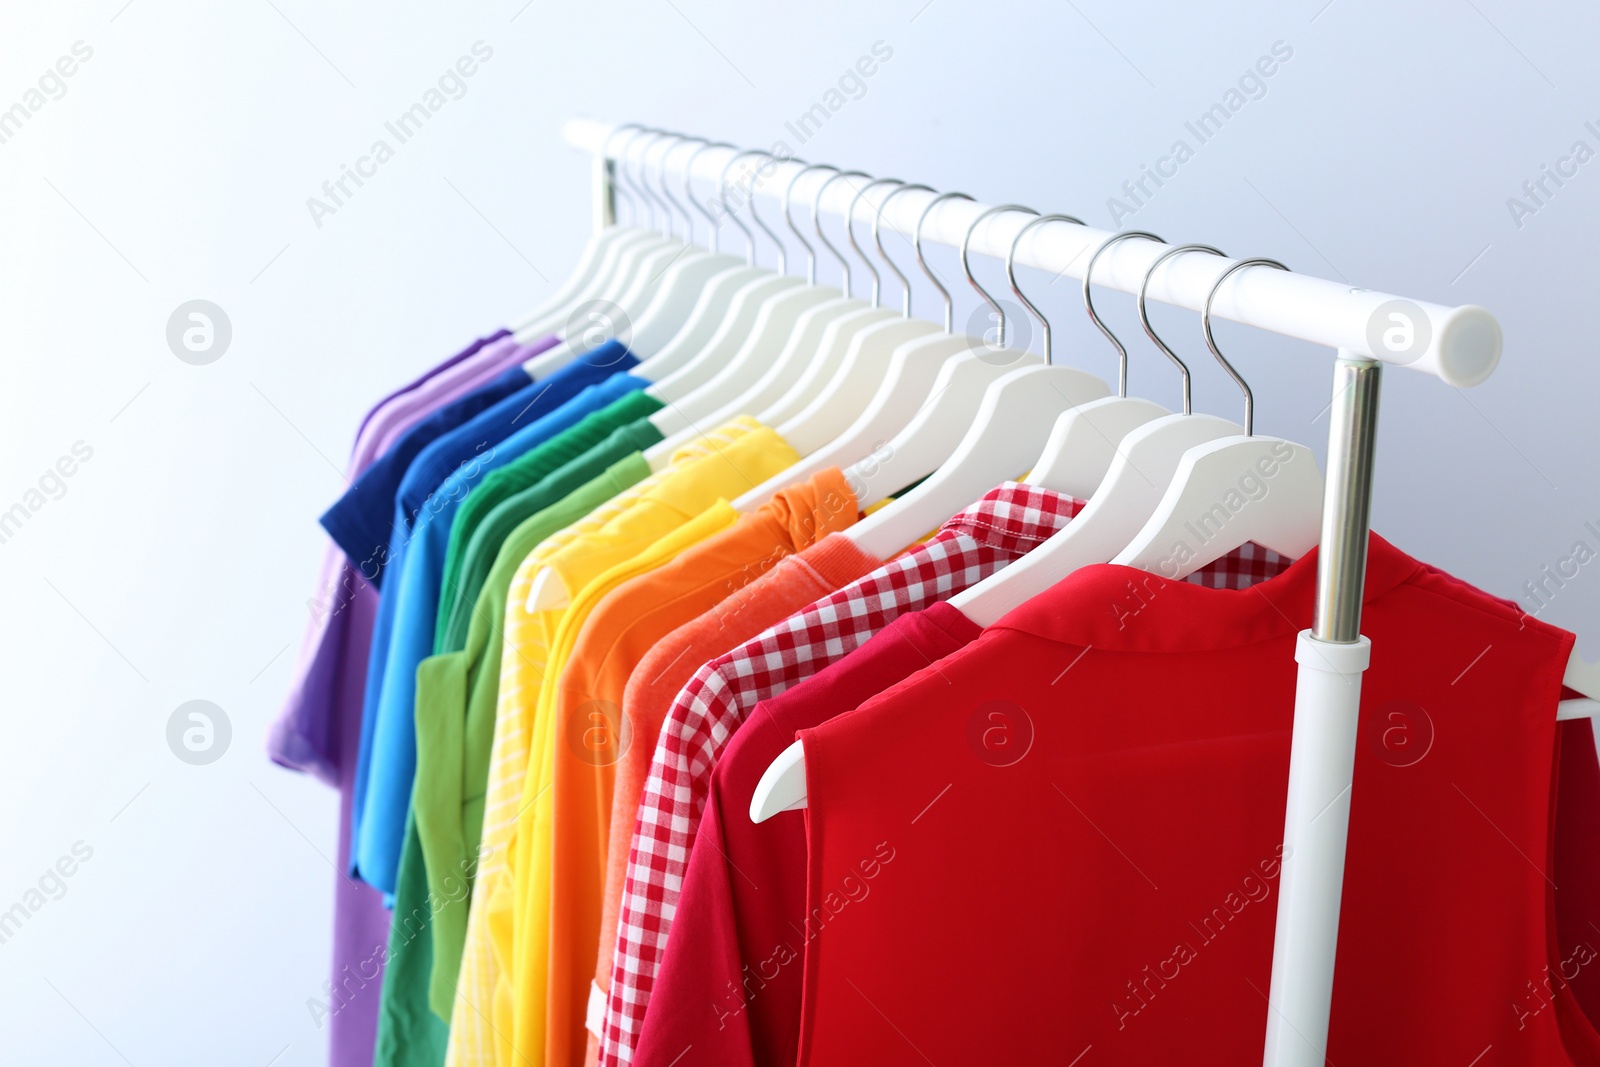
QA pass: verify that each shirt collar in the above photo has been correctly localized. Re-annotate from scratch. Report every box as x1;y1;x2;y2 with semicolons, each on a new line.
644;422;798;520
992;532;1422;652
934;482;1085;556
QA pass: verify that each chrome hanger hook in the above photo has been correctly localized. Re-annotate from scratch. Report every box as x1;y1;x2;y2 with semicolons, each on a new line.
961;204;1039;352
872;182;934;318
784;164;839;285
600;123;647;225
1203;257;1288;436
614;126;658;228
741;154;788;271
915;191;976;332
846;178;904;311
718;149;782;269
640;131;684;238
625;129;669;233
660;134;710;244
813;170;871;297
1005;214;1085;363
1137;243;1227;415
684;141;737;252
1083;231;1166;398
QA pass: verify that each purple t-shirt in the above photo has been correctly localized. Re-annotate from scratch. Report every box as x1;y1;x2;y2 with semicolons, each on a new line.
351;330;509;446
271;333;536;784
268;329;535;1067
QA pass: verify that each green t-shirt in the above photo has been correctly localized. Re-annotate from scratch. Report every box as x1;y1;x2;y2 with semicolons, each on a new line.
433;389;664;648
438;414;665;653
376;807;450;1067
381;453;654;1049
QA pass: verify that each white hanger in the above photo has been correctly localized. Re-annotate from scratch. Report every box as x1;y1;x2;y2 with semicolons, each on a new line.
707;175;908;435
950;241;1246;627
509;122;647;335
646;289;848;462
633;145;791;380
736;195;1027;511
512;230;655;341
1114;258;1324;575
520;129;687;375
511;125;666;344
531;162;867;608
758;240;1227;821
746;172;926;432
639;151;823;405
682;166;885;420
838;345;1038;506
842;204;1112;563
1563;654;1600;718
528;131;764;374
641;163;878;466
843;208;1115;511
615;137;759;358
736;327;963;510
673;182;944;463
996;220;1170;498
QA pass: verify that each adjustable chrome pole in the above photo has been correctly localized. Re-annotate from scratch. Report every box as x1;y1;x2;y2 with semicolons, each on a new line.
1263;351;1382;1066
1314;356;1383;642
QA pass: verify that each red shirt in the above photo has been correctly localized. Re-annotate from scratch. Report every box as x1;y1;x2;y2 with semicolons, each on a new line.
637;546;1291;1067
797;536;1600;1065
635;605;980;1067
1556;719;1600;1027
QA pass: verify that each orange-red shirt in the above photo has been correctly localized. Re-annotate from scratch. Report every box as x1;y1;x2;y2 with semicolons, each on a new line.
546;468;859;1067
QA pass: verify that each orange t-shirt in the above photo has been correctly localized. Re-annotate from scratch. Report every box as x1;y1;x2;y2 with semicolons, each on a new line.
588;532;880;1024
546;468;860;1067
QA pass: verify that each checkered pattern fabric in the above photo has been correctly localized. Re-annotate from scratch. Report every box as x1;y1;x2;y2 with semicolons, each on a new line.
596;483;1072;1063
600;480;1295;1063
1182;539;1292;588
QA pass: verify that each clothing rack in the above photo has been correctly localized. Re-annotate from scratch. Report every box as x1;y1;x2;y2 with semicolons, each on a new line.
561;117;1505;1067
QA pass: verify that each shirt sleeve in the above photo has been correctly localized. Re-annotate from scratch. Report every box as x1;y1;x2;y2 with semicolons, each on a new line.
320;365;531;585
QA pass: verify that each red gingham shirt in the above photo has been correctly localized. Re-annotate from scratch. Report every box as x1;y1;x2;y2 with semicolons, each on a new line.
599;482;1290;1064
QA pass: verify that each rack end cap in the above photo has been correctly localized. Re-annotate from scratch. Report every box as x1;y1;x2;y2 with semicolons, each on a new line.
1434;305;1501;388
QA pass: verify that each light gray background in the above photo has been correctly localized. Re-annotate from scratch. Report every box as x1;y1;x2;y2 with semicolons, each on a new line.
0;0;1595;1063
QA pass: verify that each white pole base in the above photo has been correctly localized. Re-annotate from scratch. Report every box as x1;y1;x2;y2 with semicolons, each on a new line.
1263;630;1372;1066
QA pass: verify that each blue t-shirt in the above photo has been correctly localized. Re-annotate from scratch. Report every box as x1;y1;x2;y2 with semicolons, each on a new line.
321;362;532;586
351;363;647;893
348;344;639;869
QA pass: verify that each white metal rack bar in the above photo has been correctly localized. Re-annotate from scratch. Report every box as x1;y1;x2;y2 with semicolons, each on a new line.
562;117;1502;1067
563;117;1499;387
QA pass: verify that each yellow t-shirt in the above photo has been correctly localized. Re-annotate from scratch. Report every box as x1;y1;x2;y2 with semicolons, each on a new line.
485;420;797;1067
509;424;797;1067
530;502;738;1066
446;423;754;1067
